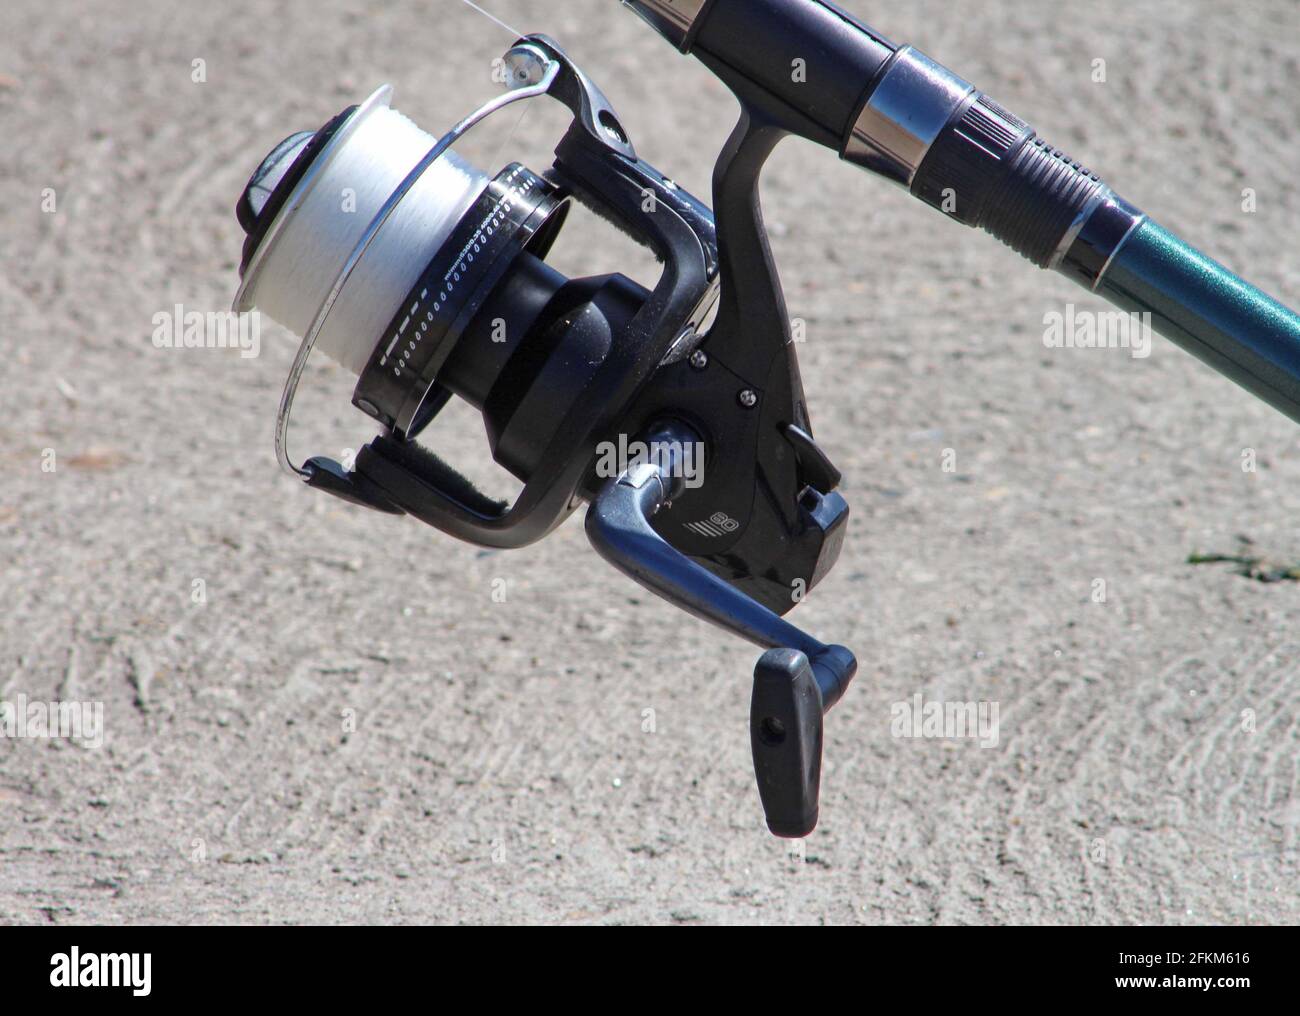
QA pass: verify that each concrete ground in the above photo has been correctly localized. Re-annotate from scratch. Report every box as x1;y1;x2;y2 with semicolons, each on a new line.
1;0;1298;924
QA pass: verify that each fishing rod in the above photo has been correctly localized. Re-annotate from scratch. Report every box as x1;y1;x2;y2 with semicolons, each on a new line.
625;0;1300;419
232;1;1300;836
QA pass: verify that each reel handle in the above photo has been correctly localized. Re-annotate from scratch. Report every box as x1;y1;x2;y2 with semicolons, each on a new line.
585;422;857;836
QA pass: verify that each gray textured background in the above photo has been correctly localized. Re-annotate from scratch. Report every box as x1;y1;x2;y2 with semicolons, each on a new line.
2;0;1298;924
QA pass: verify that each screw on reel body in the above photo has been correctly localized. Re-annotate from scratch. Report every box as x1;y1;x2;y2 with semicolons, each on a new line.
234;35;856;836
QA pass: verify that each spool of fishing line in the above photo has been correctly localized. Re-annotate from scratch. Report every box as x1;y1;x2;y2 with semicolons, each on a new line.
236;88;490;376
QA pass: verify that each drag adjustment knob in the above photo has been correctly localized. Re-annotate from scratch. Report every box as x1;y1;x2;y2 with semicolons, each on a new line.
236;130;315;232
234;104;357;278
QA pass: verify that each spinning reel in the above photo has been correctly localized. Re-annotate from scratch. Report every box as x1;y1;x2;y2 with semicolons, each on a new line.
237;0;1300;837
235;36;853;836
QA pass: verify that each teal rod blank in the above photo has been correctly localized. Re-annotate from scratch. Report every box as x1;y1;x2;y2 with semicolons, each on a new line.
1096;220;1300;424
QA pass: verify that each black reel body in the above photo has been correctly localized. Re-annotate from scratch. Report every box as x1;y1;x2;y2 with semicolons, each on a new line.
235;36;856;836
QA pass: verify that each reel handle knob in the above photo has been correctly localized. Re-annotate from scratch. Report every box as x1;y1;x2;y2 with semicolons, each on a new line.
750;645;856;838
751;648;824;838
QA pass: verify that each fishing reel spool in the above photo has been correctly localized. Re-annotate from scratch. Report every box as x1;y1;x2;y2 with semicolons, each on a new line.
234;36;855;837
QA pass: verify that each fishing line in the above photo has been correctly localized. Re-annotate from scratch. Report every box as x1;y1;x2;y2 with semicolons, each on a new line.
456;0;521;38
246;100;488;375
